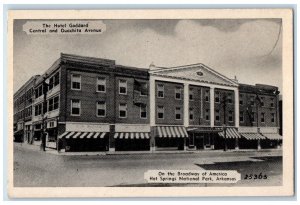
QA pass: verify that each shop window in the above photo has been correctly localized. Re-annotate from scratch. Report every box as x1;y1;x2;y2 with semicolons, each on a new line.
140;104;147;119
97;101;106;117
157;84;164;98
97;77;106;92
119;103;127;118
119;79;127;95
189;108;194;121
175;107;182;120
71;99;81;116
71;74;81;90
157;106;164;119
175;87;182;100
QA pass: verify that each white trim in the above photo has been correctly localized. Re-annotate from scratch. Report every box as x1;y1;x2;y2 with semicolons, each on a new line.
118;79;127;95
234;89;239;127
96;101;106;118
175;107;182;121
157;83;164;98
150;77;156;126
71;99;81;116
183;83;189;126
96;76;106;93
210;87;214;127
157;105;164;120
140;104;147;119
71;74;81;91
119;103;127;118
175;87;182;100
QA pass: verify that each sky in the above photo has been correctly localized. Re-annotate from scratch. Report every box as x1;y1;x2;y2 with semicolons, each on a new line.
13;19;282;93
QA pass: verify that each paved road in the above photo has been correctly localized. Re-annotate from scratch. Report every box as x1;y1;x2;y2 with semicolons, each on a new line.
13;143;282;187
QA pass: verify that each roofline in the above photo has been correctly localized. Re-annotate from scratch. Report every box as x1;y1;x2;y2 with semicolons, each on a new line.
14;75;40;97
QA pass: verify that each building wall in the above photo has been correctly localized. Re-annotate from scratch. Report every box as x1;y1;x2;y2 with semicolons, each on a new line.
155;81;184;125
214;88;235;127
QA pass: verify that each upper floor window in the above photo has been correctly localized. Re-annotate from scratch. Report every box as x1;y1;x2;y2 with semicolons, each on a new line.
227;93;233;104
215;91;220;103
251;112;256;122
157;84;164;98
189;108;194;121
228;111;233;122
261;112;265;123
175;87;182;100
215;109;220;122
175;107;182;120
157;105;164;119
250;96;255;106
48;96;59;112
119;103;127;118
239;111;244;122
205;90;210;102
34;103;42;116
270;98;275;107
35;85;43;98
205;109;210;121
134;80;148;96
71;74;81;90
119;79;127;95
260;97;265;107
271;113;275;123
49;72;60;90
97;101;106;117
71;99;81;116
140;104;147;119
239;94;244;105
189;88;194;101
97;77;106;93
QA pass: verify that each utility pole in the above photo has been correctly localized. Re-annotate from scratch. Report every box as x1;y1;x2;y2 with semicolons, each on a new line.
221;94;231;151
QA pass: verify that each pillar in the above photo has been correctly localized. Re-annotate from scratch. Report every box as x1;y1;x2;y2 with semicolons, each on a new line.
183;137;187;150
210;87;215;127
150;127;156;152
150;76;156;127
109;125;115;152
184;83;189;127
257;139;261;150
234;88;239;128
235;138;239;150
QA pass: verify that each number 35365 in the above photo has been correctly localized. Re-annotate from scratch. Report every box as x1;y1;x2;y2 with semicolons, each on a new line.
244;173;268;180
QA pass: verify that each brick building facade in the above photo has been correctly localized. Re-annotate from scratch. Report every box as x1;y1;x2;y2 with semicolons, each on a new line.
13;53;282;152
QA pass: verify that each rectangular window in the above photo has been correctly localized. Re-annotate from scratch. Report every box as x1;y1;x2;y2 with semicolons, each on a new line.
175;107;182;120
270;98;275;107
157;106;164;119
189;108;194;121
49;77;54;90
54;72;60;87
239;94;244;105
140;82;148;96
71;99;81;116
71;74;81;90
261;112;265;123
175;87;182;100
34;104;42;116
157;84;164;98
251;112;256;122
97;77;106;92
189;88;194;101
228;111;233;122
215;109;220;121
140;104;147;119
53;96;59;110
96;101;106;117
205;109;210;121
227;93;233;104
215;91;220;103
271;113;275;123
250;96;255;106
260;97;265;106
119;79;127;95
205;90;210;102
240;111;244;122
35;85;43;98
119;103;127;118
48;98;54;111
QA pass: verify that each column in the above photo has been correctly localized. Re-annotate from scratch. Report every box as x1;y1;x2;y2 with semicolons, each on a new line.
234;88;239;128
184;83;189;127
235;138;239;150
108;125;115;152
210;87;215;127
150;76;156;127
150;127;156;152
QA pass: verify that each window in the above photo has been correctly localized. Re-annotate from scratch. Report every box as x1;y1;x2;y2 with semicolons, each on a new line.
175;87;182;100
71;74;81;90
250;96;255;106
240;111;244;122
48;98;54;111
96;101;106;117
189;108;194;120
49;77;54;90
175;107;182;120
271;113;275;123
97;77;106;92
54;72;60;87
119;79;127;94
215;109;220;121
215;91;220;103
157;106;164;119
35;85;43;98
251;112;256;122
270;98;275;107
71;99;81;116
260;97;265;106
239;94;244;105
228;111;233;122
157;84;164;98
140;82;148;96
205;90;210;102
48;96;59;111
140;104;147;119
53;96;59;110
119;103;127;118
205;109;210;121
227;93;233;104
34;103;42;116
261;112;265;123
189;88;194;101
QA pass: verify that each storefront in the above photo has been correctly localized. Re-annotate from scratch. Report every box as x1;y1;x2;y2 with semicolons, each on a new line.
260;130;282;149
187;127;222;150
217;127;241;150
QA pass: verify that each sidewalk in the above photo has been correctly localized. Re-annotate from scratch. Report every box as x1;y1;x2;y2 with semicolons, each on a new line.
14;142;282;156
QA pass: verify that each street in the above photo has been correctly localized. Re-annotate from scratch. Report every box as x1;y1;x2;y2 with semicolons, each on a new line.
13;143;282;187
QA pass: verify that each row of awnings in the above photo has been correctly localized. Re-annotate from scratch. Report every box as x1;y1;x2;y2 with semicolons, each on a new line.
114;132;150;139
218;128;282;140
157;126;188;138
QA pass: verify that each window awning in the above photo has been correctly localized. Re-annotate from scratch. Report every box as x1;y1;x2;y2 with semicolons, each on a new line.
261;133;282;140
114;132;150;139
240;133;265;140
156;126;188;138
218;128;241;139
59;132;107;139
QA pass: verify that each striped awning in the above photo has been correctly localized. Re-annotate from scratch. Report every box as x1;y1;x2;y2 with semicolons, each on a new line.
240;133;265;140
218;128;241;139
157;126;188;138
261;133;282;140
59;132;107;139
114;132;150;139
